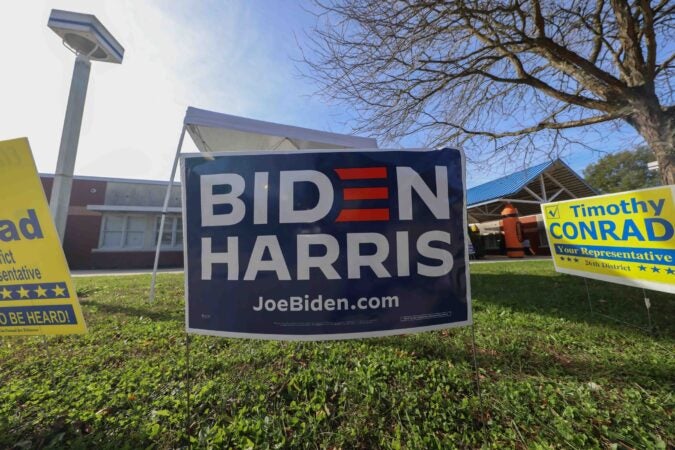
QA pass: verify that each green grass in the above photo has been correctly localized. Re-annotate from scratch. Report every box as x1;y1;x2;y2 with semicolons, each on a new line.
0;261;673;449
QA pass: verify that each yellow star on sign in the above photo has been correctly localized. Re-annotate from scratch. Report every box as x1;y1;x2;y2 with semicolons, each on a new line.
52;285;66;297
34;286;47;297
17;286;29;298
0;287;12;299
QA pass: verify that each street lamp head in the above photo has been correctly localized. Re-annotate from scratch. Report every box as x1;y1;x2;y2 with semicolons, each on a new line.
48;9;124;64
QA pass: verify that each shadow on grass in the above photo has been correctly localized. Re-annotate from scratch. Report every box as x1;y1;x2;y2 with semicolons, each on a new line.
0;427;173;450
365;330;674;387
360;268;674;386
471;272;675;339
82;299;183;323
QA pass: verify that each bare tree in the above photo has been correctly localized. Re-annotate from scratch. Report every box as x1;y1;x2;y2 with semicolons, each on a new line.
303;0;675;184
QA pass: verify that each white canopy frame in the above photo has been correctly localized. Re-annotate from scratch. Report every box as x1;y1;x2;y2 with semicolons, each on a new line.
149;107;377;301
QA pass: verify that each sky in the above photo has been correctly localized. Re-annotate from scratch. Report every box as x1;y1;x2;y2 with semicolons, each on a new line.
0;1;646;187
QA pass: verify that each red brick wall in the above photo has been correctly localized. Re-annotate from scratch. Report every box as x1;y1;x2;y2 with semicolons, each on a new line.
41;177;107;269
40;176;185;270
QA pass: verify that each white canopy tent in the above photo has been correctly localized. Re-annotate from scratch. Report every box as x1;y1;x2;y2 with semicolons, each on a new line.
184;106;377;151
149;107;378;300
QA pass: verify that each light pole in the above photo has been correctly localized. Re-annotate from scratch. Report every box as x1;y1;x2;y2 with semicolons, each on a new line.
47;9;124;243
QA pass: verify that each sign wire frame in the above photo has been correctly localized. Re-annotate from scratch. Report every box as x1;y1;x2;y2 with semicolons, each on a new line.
469;322;489;442
177;147;486;441
583;277;661;339
41;336;56;389
185;332;192;448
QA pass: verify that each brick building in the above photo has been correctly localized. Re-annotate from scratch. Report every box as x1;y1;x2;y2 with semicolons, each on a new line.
43;158;595;269
40;174;183;270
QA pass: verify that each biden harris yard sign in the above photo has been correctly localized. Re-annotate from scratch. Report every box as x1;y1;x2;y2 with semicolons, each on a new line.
181;148;471;340
542;185;675;294
0;138;86;335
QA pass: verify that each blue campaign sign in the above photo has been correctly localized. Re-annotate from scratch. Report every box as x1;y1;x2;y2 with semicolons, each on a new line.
181;148;471;340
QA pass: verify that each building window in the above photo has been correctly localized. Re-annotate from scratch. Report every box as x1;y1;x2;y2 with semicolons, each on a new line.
100;215;146;249
155;216;183;248
97;214;182;251
125;216;146;247
101;215;124;248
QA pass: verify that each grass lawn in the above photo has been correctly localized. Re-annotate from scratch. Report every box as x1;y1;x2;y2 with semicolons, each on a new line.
0;261;673;449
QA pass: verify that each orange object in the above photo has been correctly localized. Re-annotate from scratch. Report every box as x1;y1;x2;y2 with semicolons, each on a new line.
501;203;524;258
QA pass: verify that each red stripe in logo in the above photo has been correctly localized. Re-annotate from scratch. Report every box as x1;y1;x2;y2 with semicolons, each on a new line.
335;167;387;180
336;208;390;222
343;187;389;201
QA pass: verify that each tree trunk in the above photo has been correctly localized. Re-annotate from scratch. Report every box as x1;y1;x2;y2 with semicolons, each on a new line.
627;98;675;185
651;137;675;186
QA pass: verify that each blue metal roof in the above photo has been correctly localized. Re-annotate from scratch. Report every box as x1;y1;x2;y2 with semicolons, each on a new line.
467;160;555;206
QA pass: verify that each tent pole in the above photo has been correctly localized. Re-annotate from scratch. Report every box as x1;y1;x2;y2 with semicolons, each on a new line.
149;125;187;302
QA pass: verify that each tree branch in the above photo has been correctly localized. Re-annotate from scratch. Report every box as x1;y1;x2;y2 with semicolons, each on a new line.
434;113;621;139
609;0;647;84
656;52;675;75
639;0;657;81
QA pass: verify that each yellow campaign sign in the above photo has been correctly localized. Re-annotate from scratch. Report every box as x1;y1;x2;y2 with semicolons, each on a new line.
541;185;675;294
0;138;86;335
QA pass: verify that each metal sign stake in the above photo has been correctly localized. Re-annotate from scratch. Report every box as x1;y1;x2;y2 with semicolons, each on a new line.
470;323;489;444
185;332;192;448
641;289;654;336
42;336;56;389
